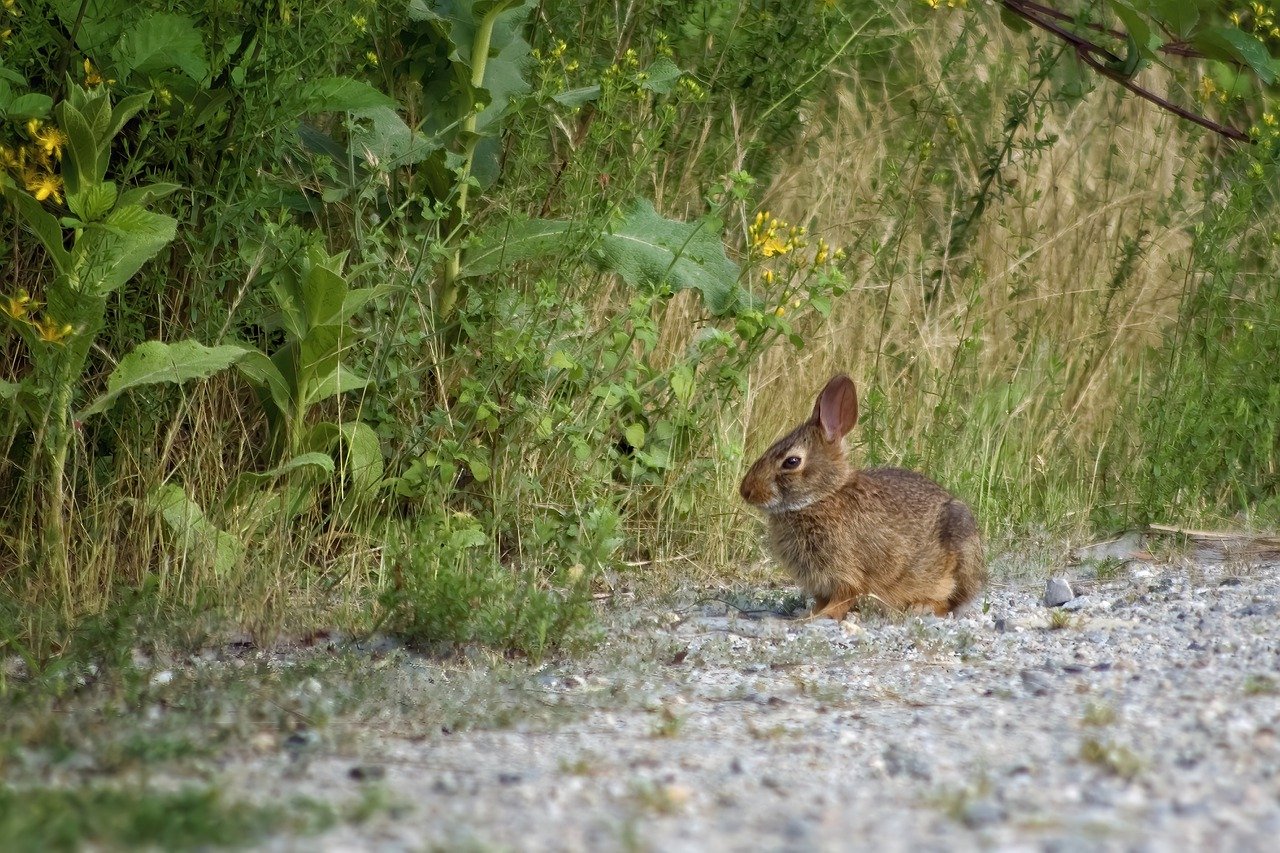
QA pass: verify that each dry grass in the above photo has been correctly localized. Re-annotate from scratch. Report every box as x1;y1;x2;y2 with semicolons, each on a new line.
697;17;1217;555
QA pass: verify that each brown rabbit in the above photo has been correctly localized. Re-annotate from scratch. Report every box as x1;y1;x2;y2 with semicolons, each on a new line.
739;374;985;619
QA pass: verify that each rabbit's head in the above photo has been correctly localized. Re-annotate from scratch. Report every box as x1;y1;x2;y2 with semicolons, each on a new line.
739;375;859;514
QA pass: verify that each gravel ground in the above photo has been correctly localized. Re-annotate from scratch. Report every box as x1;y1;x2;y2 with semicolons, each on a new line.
228;553;1280;852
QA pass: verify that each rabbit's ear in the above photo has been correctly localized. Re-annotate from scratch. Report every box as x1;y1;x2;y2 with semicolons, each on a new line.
811;374;859;442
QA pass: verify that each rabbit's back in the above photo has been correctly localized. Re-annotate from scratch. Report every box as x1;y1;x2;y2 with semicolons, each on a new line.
767;467;985;614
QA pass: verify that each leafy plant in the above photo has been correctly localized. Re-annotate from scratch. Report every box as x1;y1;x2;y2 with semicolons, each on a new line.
0;83;176;604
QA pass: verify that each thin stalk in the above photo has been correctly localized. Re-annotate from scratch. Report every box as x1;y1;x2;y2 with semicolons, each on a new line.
437;0;518;319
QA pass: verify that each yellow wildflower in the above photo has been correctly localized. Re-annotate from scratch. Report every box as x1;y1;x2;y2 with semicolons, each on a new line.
366;51;379;67
83;58;114;86
29;121;69;160
763;270;775;285
0;144;21;171
773;304;784;316
24;170;63;203
1198;75;1217;102
351;14;367;31
35;316;75;344
2;289;33;321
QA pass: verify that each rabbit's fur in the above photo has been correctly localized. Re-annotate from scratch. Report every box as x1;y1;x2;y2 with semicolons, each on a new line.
739;375;985;619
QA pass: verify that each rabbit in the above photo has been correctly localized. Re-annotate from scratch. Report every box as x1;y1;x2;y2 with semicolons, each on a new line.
739;374;985;619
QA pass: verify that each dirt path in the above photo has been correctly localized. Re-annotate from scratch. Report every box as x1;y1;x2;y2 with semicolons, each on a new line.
228;558;1280;852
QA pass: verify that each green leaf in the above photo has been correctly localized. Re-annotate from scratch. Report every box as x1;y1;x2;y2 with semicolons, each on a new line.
305;366;370;406
595;198;743;315
78;339;254;418
113;13;209;81
5;93;53;119
3;189;71;271
624;423;646;449
147;483;244;575
307;420;384;497
551;84;601;107
57;102;98;198
300;77;395;113
67;181;117;223
117;182;182;208
349;106;439;169
640;56;682;94
70;204;177;295
224;452;336;510
234;350;293;418
104;92;153;141
1193;27;1275;84
669;364;694;404
1152;0;1198;38
459;218;573;277
0;379;18;400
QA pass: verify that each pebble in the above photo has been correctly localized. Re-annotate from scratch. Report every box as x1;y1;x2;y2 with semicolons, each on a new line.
1044;577;1074;607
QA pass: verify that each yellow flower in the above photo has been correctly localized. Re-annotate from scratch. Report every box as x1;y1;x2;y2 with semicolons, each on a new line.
83;58;114;86
1198;75;1217;102
24;170;63;203
773;304;784;316
763;270;775;285
2;289;33;321
0;143;21;171
366;51;379;66
30;121;69;160
351;14;367;31
35;316;74;344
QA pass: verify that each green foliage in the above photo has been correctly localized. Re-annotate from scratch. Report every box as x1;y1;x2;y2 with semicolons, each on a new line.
1137;150;1280;519
0;786;330;852
378;514;600;661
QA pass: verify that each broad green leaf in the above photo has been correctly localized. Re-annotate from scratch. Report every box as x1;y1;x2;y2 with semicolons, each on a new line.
56;102;98;197
0;379;18;399
3;189;71;271
1108;1;1160;63
234;349;293;418
624;423;646;449
117;181;181;208
1193;27;1275;84
595;198;743;315
669;364;694;404
307;420;384;497
104;92;153;141
337;285;390;324
551;85;600;107
5;93;53;119
70;204;177;295
1152;0;1198;38
305;366;370;406
67;181;117;223
640;57;682;94
459;218;573;277
224;452;335;511
113;14;209;81
339;422;384;496
349;106;439;169
78;339;254;418
300;77;395;113
147;483;244;575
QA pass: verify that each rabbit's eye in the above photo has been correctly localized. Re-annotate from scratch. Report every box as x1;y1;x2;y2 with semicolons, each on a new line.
781;455;802;470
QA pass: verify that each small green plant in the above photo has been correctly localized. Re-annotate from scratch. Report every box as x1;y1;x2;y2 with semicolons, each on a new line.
650;707;684;738
1080;700;1118;728
1092;556;1127;581
377;513;600;661
1047;609;1077;630
1080;737;1143;780
1243;674;1278;696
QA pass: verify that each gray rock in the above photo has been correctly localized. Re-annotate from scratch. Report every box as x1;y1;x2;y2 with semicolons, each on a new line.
1061;595;1093;612
960;798;1005;828
1044;577;1074;607
882;744;931;781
